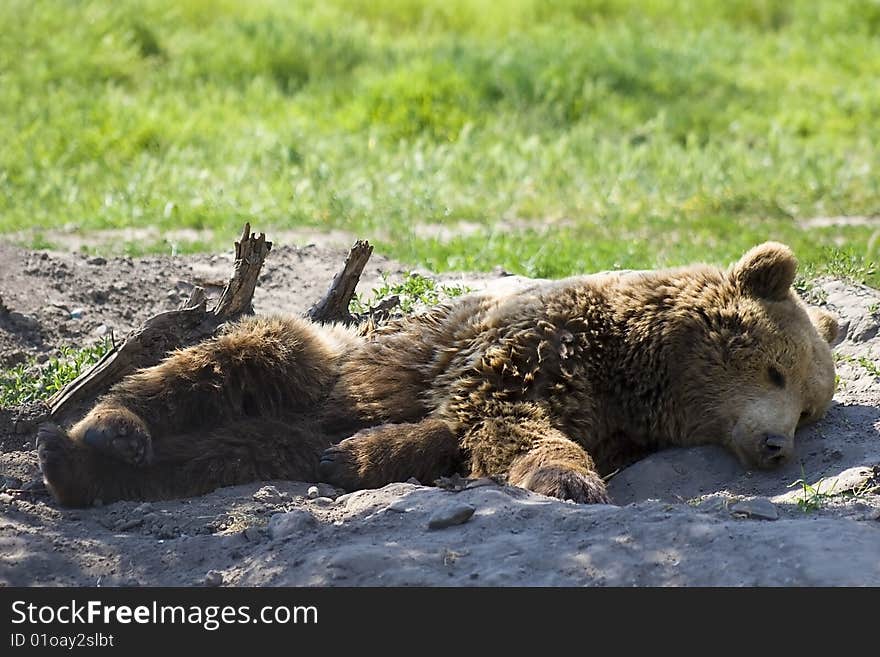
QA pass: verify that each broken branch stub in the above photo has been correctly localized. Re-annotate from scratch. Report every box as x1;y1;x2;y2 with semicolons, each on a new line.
307;239;373;325
46;223;272;421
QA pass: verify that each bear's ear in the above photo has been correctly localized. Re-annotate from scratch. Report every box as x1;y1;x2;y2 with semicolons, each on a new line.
807;307;840;345
731;242;797;301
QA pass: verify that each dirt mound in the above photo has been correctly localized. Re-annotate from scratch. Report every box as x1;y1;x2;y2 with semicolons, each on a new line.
1;243;878;586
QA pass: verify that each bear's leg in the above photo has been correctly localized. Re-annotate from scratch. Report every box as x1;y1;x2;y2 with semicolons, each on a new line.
61;317;338;467
39;316;343;505
38;417;333;506
317;418;461;490
463;409;609;504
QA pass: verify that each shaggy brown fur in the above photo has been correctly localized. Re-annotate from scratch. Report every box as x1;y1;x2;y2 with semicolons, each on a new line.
38;242;838;507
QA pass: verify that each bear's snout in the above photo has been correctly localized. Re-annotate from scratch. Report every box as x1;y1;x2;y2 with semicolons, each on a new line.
758;433;792;468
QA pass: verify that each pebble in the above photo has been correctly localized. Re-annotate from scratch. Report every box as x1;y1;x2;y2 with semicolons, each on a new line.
203;570;224;587
0;476;22;491
133;502;153;514
268;509;317;540
87;256;107;266
0;493;14;504
241;527;264;543
465;477;497;490
311;496;334;506
113;518;144;532
307;485;320;499
69;308;85;319
428;503;476;530
386;500;410;513
253;485;284;504
694;495;730;514
94;324;109;336
730;498;779;521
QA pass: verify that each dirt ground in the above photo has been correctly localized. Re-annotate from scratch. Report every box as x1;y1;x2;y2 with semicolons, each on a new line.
1;238;878;586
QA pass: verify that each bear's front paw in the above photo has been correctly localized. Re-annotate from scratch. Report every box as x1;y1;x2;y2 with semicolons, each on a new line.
518;465;611;504
318;442;364;491
77;408;153;467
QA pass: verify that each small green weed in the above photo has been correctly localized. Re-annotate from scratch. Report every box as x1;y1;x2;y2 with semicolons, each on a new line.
787;472;837;513
835;352;880;380
0;341;112;409
351;272;470;315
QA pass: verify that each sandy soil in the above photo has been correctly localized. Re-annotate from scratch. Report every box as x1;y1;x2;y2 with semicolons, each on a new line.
0;240;878;586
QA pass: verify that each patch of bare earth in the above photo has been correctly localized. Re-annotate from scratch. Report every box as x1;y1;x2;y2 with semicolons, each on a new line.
1;240;878;586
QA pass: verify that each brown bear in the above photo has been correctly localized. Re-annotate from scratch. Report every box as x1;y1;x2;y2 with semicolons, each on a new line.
36;242;839;507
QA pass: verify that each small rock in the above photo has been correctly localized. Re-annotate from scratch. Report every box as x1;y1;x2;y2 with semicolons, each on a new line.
386;500;410;513
428;503;476;530
133;502;153;514
87;256;107;266
43;305;68;317
253;485;284;504
307;485;320;499
0;493;14;504
406;477;422;485
465;477;497;490
94;324;109;336
268;509;317;540
114;518;144;532
203;570;224;587
694;495;730;513
311;496;334;506
435;474;471;491
69;308;85;319
0;476;22;491
730;498;778;521
241;527;264;543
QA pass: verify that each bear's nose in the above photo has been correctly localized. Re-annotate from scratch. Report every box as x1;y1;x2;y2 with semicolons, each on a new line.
761;433;790;464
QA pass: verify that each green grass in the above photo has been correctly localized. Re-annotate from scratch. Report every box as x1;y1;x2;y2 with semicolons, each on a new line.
351;271;470;315
835;352;880;380
2;0;879;285
787;473;838;513
0;341;112;409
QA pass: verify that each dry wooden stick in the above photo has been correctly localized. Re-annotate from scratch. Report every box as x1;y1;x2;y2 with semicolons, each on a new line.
307;239;374;325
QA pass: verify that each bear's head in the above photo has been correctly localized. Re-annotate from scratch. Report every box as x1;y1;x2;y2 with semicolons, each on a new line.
678;242;838;469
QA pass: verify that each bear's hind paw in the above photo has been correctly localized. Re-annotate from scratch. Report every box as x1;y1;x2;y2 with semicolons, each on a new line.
78;409;153;467
37;424;96;507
